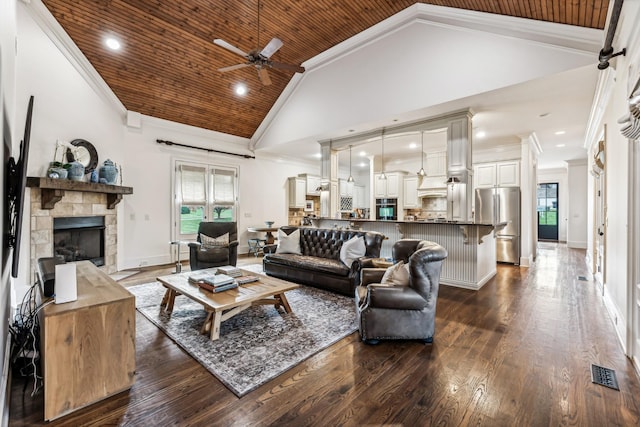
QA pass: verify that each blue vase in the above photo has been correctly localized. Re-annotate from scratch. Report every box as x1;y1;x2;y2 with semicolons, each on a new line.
90;169;99;183
99;159;118;185
67;161;85;181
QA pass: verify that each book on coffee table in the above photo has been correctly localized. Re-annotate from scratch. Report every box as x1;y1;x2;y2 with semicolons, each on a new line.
197;280;238;293
216;265;242;277
189;272;235;287
235;275;259;285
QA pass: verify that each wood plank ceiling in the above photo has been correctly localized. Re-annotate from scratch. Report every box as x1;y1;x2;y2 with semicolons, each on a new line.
41;1;609;139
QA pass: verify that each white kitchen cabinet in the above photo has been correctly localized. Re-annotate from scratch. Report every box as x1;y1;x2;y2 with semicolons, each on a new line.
425;151;447;177
496;161;519;186
473;161;520;188
403;176;419;208
353;185;367;209
374;172;404;198
339;179;354;197
304;175;322;195
288;177;306;208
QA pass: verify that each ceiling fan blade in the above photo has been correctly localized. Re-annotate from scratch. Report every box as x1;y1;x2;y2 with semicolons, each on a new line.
270;61;305;74
260;38;283;59
218;63;251;72
213;39;249;58
258;68;272;86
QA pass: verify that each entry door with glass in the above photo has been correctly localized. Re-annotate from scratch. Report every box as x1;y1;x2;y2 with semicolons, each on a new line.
537;183;559;241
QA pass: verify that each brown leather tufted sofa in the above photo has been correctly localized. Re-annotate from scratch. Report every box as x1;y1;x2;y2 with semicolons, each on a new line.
356;239;447;344
262;226;385;296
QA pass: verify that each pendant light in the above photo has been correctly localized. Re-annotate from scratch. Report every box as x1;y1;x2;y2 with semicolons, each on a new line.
379;128;387;180
417;131;426;176
347;145;354;183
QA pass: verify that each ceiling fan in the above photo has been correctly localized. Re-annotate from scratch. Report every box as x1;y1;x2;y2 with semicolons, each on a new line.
213;0;305;86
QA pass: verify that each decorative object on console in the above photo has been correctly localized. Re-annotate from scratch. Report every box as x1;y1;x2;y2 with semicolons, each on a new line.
99;159;119;184
69;138;98;174
264;220;274;227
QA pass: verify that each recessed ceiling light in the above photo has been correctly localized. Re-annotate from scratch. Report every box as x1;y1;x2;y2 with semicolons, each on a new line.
555;130;566;135
359;162;367;167
235;83;247;96
409;143;417;149
313;153;322;158
539;112;550;118
556;144;566;147
359;151;367;157
105;37;121;50
475;131;486;138
348;129;355;133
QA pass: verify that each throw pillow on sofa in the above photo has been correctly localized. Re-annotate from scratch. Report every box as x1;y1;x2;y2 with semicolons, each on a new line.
381;261;410;286
200;232;229;248
276;229;302;254
340;236;366;267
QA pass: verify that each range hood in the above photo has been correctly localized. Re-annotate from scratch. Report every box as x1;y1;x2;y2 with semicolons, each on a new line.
417;176;447;198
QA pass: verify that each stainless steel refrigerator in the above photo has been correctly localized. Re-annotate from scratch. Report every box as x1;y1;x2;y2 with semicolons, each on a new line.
475;187;520;265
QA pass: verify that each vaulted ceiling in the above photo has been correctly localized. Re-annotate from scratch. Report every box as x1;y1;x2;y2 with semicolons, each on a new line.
41;0;608;139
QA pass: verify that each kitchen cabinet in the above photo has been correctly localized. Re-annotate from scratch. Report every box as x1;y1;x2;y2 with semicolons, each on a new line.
447;117;472;172
288;177;306;208
375;172;404;198
425;151;447;177
353;185;367;209
403;176;419;208
301;174;322;195
473;161;520;188
339;179;354;197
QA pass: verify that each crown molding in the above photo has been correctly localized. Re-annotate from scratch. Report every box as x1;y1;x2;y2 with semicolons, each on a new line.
584;67;616;152
22;0;126;116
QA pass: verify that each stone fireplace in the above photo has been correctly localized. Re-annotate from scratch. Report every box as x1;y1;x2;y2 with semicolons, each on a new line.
27;177;132;278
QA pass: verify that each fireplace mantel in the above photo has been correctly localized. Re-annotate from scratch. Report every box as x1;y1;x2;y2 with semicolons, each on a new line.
27;177;133;209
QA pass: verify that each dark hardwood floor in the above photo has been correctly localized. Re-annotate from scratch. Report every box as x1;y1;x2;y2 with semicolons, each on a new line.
9;243;640;426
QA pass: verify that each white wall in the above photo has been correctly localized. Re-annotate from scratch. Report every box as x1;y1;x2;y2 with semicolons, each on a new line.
538;167;568;242
565;159;587;248
1;0;18;423
584;0;640;352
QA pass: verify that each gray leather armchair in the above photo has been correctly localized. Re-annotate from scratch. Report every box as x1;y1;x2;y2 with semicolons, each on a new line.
355;239;447;344
188;222;239;270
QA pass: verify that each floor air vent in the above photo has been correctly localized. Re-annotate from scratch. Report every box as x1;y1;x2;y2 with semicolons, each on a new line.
577;275;588;281
591;364;620;390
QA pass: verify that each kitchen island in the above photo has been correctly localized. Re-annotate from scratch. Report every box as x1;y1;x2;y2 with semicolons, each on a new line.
312;218;501;290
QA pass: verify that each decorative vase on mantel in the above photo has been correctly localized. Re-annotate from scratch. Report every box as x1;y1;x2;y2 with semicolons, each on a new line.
99;159;119;185
67;161;85;181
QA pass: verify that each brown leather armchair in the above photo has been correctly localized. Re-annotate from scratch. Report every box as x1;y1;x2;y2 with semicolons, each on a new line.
188;222;239;270
355;239;447;344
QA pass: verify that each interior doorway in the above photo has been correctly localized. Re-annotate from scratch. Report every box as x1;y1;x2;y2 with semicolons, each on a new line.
537;183;559;241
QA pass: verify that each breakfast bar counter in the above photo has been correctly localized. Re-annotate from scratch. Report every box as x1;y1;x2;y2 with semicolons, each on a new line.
312;218;502;290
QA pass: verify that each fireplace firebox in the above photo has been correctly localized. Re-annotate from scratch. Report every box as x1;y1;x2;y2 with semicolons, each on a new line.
53;216;105;266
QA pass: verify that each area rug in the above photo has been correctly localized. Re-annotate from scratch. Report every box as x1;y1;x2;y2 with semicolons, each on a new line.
129;281;357;397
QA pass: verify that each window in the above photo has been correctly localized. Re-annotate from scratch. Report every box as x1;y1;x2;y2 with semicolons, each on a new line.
175;161;238;238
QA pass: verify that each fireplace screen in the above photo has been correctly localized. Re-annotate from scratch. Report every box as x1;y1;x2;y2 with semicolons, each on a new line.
53;216;105;266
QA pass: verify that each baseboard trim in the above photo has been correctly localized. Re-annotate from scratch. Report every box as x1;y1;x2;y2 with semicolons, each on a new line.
602;286;627;354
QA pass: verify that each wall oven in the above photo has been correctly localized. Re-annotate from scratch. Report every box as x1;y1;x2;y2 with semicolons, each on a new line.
375;198;397;220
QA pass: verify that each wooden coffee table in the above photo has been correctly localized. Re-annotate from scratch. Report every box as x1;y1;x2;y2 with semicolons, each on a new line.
156;269;299;341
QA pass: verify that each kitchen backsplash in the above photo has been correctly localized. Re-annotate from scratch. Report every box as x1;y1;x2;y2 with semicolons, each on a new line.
405;196;447;220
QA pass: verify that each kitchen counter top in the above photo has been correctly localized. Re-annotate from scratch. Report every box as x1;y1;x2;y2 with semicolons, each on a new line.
314;217;501;227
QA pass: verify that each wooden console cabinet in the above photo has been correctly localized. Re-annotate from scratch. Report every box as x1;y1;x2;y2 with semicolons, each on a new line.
38;261;136;420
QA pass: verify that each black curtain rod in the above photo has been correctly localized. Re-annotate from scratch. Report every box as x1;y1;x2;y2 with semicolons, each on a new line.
156;139;255;159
